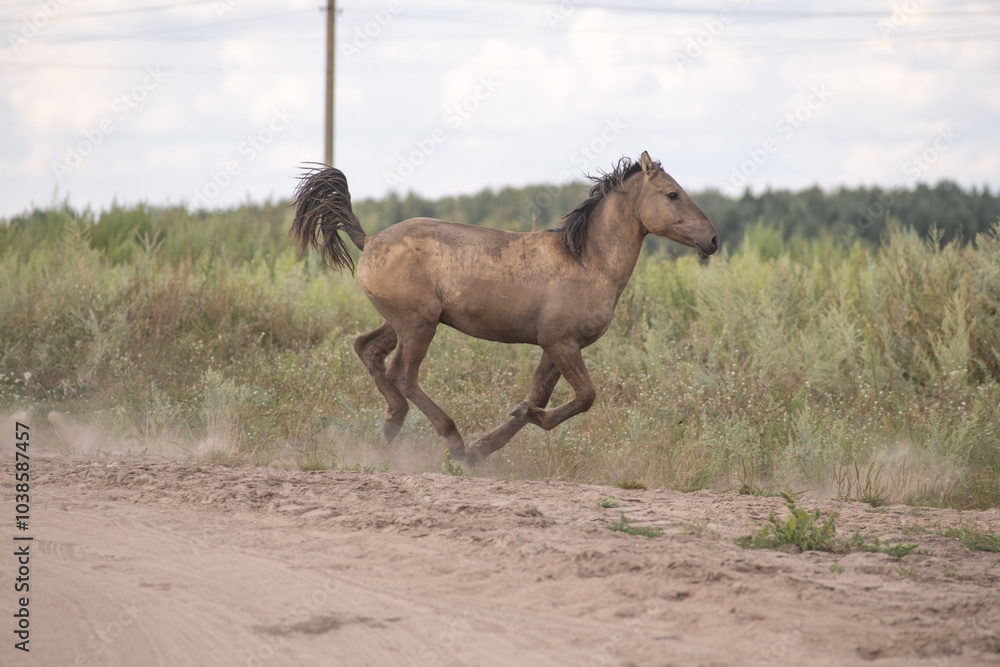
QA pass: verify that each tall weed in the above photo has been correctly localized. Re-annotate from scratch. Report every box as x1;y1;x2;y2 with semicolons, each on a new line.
1;206;998;508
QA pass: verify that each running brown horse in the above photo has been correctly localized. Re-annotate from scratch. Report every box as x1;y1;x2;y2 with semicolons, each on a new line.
290;151;719;464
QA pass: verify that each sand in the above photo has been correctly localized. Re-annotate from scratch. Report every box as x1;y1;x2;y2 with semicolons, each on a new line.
7;453;1000;667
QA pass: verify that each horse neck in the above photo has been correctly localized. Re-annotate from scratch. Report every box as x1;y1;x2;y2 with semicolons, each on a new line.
583;182;647;294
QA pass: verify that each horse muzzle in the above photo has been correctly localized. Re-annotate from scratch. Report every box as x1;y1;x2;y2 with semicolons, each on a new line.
696;234;720;259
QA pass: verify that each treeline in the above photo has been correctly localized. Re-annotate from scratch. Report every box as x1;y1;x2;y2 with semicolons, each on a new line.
2;180;998;263
354;180;1000;249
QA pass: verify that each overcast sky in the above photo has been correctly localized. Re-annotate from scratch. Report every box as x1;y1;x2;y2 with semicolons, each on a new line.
1;0;998;219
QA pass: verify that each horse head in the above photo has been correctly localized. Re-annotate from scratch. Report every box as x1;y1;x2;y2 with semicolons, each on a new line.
635;151;719;259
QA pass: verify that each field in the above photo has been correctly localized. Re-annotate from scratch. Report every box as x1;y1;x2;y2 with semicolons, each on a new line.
2;199;999;508
3;195;1000;665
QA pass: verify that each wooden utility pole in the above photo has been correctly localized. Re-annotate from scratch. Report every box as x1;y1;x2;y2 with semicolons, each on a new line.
324;0;335;167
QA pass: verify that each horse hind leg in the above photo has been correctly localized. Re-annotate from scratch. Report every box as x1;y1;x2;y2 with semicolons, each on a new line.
386;322;466;459
354;322;409;442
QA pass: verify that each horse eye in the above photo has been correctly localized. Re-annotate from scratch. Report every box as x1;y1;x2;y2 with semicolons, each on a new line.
667;192;679;200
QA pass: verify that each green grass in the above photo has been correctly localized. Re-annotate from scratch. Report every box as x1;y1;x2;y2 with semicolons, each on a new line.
679;517;712;538
940;523;1000;552
598;498;622;508
607;512;664;538
884;543;917;558
2;202;1000;509
738;492;922;556
848;534;917;558
442;450;464;477
736;492;838;552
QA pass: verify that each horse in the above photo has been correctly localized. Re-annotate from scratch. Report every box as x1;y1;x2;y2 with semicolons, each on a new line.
290;151;719;464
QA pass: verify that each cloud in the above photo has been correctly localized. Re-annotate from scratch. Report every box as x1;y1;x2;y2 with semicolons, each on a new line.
2;0;999;218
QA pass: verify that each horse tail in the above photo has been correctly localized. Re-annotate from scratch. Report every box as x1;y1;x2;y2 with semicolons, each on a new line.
289;164;367;273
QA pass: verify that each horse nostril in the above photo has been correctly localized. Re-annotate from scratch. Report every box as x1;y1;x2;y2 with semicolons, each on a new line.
710;235;719;250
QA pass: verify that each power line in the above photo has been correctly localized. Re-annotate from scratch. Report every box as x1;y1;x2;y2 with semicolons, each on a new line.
0;61;320;70
8;1;1000;45
0;0;225;24
0;0;106;7
16;18;1000;45
466;0;1000;19
2;7;316;43
4;26;999;72
3;1;998;72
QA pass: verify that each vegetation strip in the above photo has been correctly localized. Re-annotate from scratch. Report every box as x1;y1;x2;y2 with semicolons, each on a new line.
1;199;998;508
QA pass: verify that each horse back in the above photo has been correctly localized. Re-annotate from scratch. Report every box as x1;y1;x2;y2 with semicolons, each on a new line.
357;218;616;346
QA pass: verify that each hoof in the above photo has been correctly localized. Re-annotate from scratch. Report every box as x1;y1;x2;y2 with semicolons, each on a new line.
382;420;402;443
445;447;473;471
447;444;486;467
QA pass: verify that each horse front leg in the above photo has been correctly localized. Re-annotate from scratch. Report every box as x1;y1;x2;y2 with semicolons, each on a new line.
510;341;595;431
466;352;561;464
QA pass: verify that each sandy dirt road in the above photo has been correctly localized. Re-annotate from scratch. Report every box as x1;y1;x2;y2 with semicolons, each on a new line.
4;453;1000;667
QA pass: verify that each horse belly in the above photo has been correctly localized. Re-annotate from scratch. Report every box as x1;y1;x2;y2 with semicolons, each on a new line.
438;275;542;344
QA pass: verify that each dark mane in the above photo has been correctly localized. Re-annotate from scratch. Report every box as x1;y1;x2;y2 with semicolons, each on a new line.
550;156;647;259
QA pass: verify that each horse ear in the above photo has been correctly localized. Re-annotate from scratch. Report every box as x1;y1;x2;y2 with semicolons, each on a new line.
640;151;657;176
